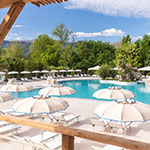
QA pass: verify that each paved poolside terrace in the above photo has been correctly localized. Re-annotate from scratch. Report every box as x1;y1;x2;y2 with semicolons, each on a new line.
0;77;150;150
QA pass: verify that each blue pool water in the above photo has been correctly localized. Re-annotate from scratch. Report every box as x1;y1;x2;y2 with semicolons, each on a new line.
12;88;40;99
13;80;150;104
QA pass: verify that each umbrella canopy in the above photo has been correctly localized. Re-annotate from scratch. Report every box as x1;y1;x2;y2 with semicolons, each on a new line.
0;82;34;92
41;70;49;73
93;87;135;99
138;66;150;71
8;71;19;74
32;70;40;73
0;92;13;102
59;70;66;73
0;71;6;75
50;70;58;73
88;65;100;71
75;69;82;72
12;97;69;114
68;69;74;72
94;101;150;122
39;85;76;96
20;71;30;74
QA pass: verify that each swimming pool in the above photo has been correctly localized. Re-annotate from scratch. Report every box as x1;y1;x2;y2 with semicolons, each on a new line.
13;80;150;104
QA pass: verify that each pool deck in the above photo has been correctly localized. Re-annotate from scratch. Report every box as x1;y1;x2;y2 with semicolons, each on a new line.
0;78;150;150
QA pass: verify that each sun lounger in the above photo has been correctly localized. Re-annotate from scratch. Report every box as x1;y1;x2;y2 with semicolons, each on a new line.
103;144;125;150
0;124;21;134
90;119;109;131
53;113;81;124
20;78;25;81
47;112;65;122
0;121;11;127
43;137;62;149
91;145;102;150
9;112;32;118
29;131;58;143
24;78;31;81
60;75;63;78
91;145;125;150
43;76;47;79
108;121;132;135
0;109;14;114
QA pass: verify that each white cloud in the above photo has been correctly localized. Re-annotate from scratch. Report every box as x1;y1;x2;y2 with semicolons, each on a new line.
13;25;23;28
65;0;150;18
132;36;143;41
73;28;125;38
74;32;102;38
6;33;22;41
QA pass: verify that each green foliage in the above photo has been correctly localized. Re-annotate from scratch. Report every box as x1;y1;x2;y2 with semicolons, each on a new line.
27;35;62;70
115;38;139;81
41;38;62;67
97;64;111;79
51;23;72;47
122;35;131;45
116;43;140;68
1;42;25;72
2;24;150;79
137;35;150;67
96;41;116;67
110;70;117;79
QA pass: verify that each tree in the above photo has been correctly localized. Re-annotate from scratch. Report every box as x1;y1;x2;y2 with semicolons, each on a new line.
137;35;150;67
74;41;92;72
28;34;54;70
115;42;139;80
51;23;72;47
96;41;116;67
41;38;62;67
97;64;111;79
122;35;131;45
1;42;25;72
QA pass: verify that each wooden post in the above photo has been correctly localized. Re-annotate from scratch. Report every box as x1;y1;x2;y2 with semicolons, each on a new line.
0;2;25;45
62;134;74;150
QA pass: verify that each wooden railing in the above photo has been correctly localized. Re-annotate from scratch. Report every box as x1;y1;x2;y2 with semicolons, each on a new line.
0;114;150;150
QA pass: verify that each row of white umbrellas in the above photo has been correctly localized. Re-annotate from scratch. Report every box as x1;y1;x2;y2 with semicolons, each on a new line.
88;65;150;72
0;82;75;114
0;69;82;75
0;81;76;101
5;84;150;123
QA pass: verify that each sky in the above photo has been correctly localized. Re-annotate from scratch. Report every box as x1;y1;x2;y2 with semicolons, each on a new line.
1;0;150;43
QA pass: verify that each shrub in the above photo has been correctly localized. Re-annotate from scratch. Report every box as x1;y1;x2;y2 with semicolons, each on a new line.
97;64;111;79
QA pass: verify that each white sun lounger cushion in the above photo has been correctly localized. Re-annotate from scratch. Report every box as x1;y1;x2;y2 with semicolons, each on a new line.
64;114;80;122
0;121;11;126
44;138;62;149
0;124;21;134
30;131;58;143
1;109;14;114
9;112;29;117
